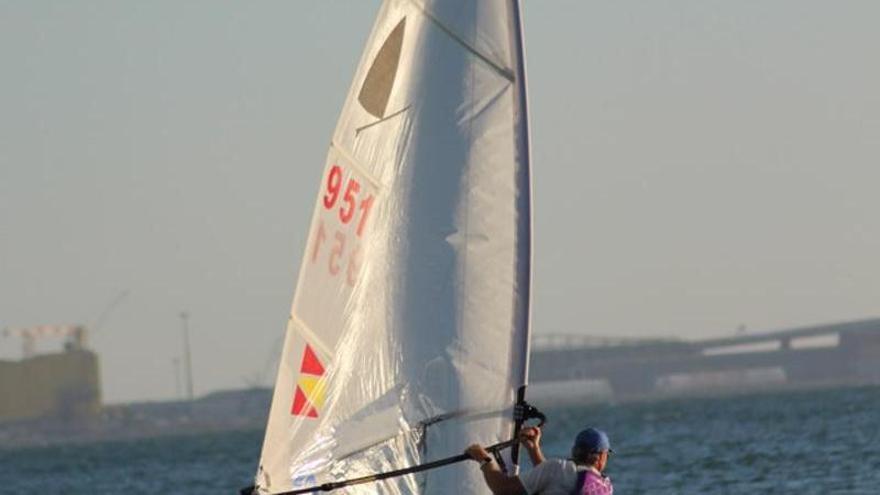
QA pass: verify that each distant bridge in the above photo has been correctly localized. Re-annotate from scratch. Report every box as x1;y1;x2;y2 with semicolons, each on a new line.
529;318;880;399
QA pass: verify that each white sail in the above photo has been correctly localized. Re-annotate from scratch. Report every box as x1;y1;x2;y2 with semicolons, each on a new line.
254;1;532;493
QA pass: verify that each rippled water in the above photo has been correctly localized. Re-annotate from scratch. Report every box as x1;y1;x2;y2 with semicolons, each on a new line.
2;386;878;494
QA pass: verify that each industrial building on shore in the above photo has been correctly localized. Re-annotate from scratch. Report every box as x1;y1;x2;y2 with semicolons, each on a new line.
0;325;100;423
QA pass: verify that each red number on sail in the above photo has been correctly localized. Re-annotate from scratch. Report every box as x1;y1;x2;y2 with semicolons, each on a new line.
323;165;343;209
357;195;374;237
339;179;360;224
346;245;362;286
329;231;345;275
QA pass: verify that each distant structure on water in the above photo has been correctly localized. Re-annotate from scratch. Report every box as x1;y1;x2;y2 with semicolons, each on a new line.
0;325;101;423
529;318;880;403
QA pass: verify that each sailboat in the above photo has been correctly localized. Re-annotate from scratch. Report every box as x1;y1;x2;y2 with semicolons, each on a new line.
247;1;534;493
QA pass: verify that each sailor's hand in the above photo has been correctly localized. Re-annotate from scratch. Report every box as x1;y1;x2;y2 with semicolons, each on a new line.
465;444;491;463
519;426;542;450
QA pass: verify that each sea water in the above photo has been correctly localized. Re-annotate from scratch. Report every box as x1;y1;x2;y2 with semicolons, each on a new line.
2;385;878;494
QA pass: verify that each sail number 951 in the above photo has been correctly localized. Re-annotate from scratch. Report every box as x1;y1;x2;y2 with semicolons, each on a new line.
310;164;376;286
322;164;374;237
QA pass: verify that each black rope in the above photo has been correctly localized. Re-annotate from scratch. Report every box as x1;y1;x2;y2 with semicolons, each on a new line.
242;439;517;495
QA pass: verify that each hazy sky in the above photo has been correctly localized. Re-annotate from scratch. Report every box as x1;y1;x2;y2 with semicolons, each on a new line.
2;1;878;403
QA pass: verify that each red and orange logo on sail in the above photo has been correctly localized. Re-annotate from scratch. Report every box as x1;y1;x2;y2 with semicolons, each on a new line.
291;344;326;418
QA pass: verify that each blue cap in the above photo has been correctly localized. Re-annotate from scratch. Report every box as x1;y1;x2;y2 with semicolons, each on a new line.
573;427;611;453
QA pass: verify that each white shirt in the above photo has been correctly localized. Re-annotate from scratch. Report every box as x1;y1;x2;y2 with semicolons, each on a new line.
518;459;587;495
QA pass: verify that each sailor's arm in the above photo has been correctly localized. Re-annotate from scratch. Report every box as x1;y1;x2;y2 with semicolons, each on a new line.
519;426;546;466
465;445;527;495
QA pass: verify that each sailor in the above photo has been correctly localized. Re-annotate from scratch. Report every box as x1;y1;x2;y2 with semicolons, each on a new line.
465;426;614;495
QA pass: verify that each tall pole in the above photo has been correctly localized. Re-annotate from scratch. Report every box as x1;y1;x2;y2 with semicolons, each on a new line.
172;357;182;399
180;312;194;402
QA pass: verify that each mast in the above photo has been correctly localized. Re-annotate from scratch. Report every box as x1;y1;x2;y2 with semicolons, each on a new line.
179;311;194;402
508;0;534;473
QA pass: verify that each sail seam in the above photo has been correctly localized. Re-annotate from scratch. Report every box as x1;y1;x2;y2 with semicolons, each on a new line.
290;314;333;358
329;140;384;189
408;0;515;82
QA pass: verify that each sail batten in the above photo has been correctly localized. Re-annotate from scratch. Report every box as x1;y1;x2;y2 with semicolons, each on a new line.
253;2;532;493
